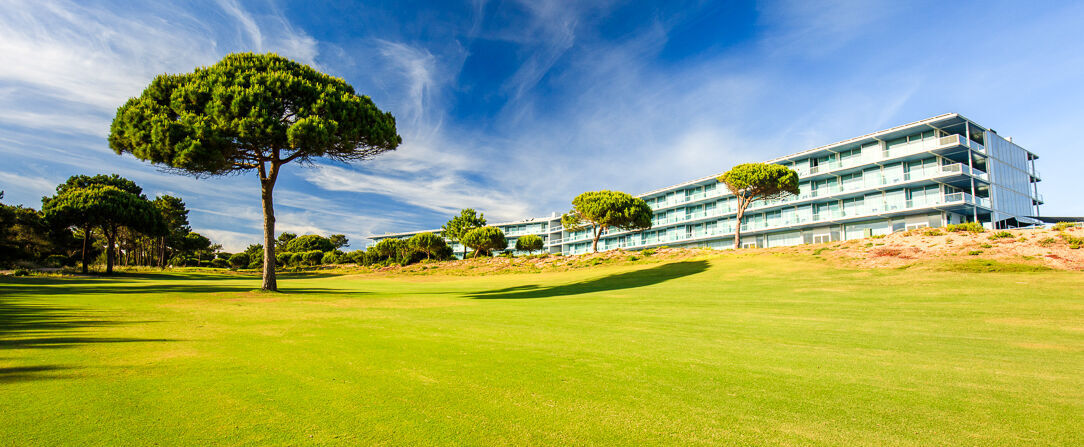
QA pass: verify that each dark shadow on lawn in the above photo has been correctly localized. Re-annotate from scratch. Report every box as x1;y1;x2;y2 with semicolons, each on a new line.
0;365;75;383
0;276;345;297
469;260;710;299
0;298;177;383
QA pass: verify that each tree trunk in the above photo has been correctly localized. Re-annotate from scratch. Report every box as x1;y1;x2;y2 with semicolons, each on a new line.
591;226;603;253
106;225;116;275
260;171;278;291
80;224;89;274
733;205;745;249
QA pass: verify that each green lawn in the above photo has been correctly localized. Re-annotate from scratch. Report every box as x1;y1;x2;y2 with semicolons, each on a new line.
1;254;1081;445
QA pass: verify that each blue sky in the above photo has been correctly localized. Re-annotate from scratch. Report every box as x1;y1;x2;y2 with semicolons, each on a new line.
1;0;1082;250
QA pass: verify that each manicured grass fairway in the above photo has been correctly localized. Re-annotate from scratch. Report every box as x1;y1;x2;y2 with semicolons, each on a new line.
1;254;1082;445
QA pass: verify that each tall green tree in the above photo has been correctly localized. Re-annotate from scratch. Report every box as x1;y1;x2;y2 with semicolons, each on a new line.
407;232;446;260
328;234;349;249
109;52;401;291
153;195;190;268
514;234;545;255
716;163;799;249
441;209;487;258
42;185;162;274
274;232;297;252
461;226;507;258
42;175;160;273
561;190;652;253
184;232;213;265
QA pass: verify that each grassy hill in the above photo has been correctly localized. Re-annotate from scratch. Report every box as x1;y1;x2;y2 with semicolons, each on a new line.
1;253;1081;445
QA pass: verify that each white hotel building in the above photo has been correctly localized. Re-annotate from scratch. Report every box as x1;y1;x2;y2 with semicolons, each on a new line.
371;114;1043;255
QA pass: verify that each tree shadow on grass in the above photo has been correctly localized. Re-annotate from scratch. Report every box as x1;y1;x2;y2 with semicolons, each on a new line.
0;275;345;297
0;299;178;383
468;260;710;299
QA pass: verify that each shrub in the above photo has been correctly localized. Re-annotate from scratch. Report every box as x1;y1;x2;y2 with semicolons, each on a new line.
303;250;324;266
923;229;943;236
988;231;1014;240
285;235;334;253
945;222;985;233
979;243;992;248
640;248;655;256
968;250;983;255
44;254;69;268
228;253;249;269
870;234;886;239
1038;237;1056;247
210;258;229;268
1053;221;1080;231
275;252;293;267
1059;232;1084;246
12;268;30;276
289;253;303;266
216;252;231;260
321;251;340;265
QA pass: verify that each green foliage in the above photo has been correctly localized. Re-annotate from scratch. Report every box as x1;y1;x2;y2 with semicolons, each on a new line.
640;248;655;256
321;251;341;265
44;254;69;268
228;253;249;268
1038;237;1056;247
407;232;447;259
328;234;349;249
0;200;54;267
109;53;401;290
275;233;297;252
717;163;799;249
289;253;303;266
275;252;293;267
945;222;985;233
461;226;508;257
988;231;1014;240
109;52;402;175
1059;232;1084;249
923;229;943;236
41;182;163;274
515;234;545;254
968;250;984;255
303;250;324;266
285;235;335;253
210;258;229;268
980;243;993;248
442;209;487;257
561;190;652;253
1052;221;1080;231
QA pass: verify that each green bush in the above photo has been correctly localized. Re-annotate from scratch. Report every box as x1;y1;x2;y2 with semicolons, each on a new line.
1053;221;1080;231
289;253;303;266
285;235;334;253
12;268;30;276
275;252;292;267
968;250;983;255
1059;232;1084;245
1038;237;1056;247
44;254;69;268
945;222;985;233
640;248;656;256
210;258;229;268
303;250;324;266
228;253;249;269
321;251;340;265
979;243;992;248
923;229;943;236
988;231;1014;240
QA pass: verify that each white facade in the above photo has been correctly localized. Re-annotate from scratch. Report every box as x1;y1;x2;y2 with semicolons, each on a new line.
372;114;1043;256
